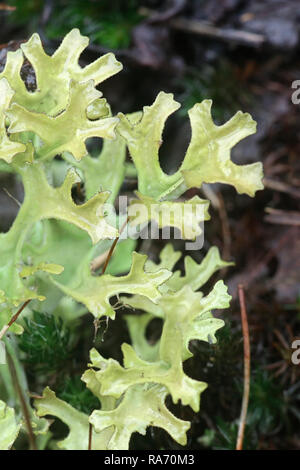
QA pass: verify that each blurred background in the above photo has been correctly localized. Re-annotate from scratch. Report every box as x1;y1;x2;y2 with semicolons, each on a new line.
0;0;300;450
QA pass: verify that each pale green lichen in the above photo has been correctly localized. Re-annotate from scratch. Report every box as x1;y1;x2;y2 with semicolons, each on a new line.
0;29;263;450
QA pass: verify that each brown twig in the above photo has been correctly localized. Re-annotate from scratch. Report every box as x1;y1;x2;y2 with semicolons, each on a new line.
228;228;293;300
201;185;231;268
0;3;16;10
263;177;300;199
0;299;31;341
216;192;231;263
88;216;130;450
139;8;265;47
90;249;110;272
170;17;265;47
265;208;300;226
236;284;251;451
7;347;37;450
144;0;186;24
88;422;93;451
101;217;130;275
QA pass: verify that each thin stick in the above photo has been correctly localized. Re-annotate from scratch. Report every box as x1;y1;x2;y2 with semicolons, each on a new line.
102;217;130;275
265;208;300;227
236;284;251;451
88;422;93;450
139;8;265;47
0;3;16;10
263;177;300;199
3;187;21;207
88;216;130;449
170;17;265;47
217;192;231;263
0;299;31;341
6;348;37;450
90;249;110;272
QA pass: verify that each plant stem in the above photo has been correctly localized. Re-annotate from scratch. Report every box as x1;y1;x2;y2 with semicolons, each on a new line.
101;216;130;275
88;216;130;450
6;344;37;450
90;249;110;272
236;284;250;451
88;423;93;450
0;300;31;341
